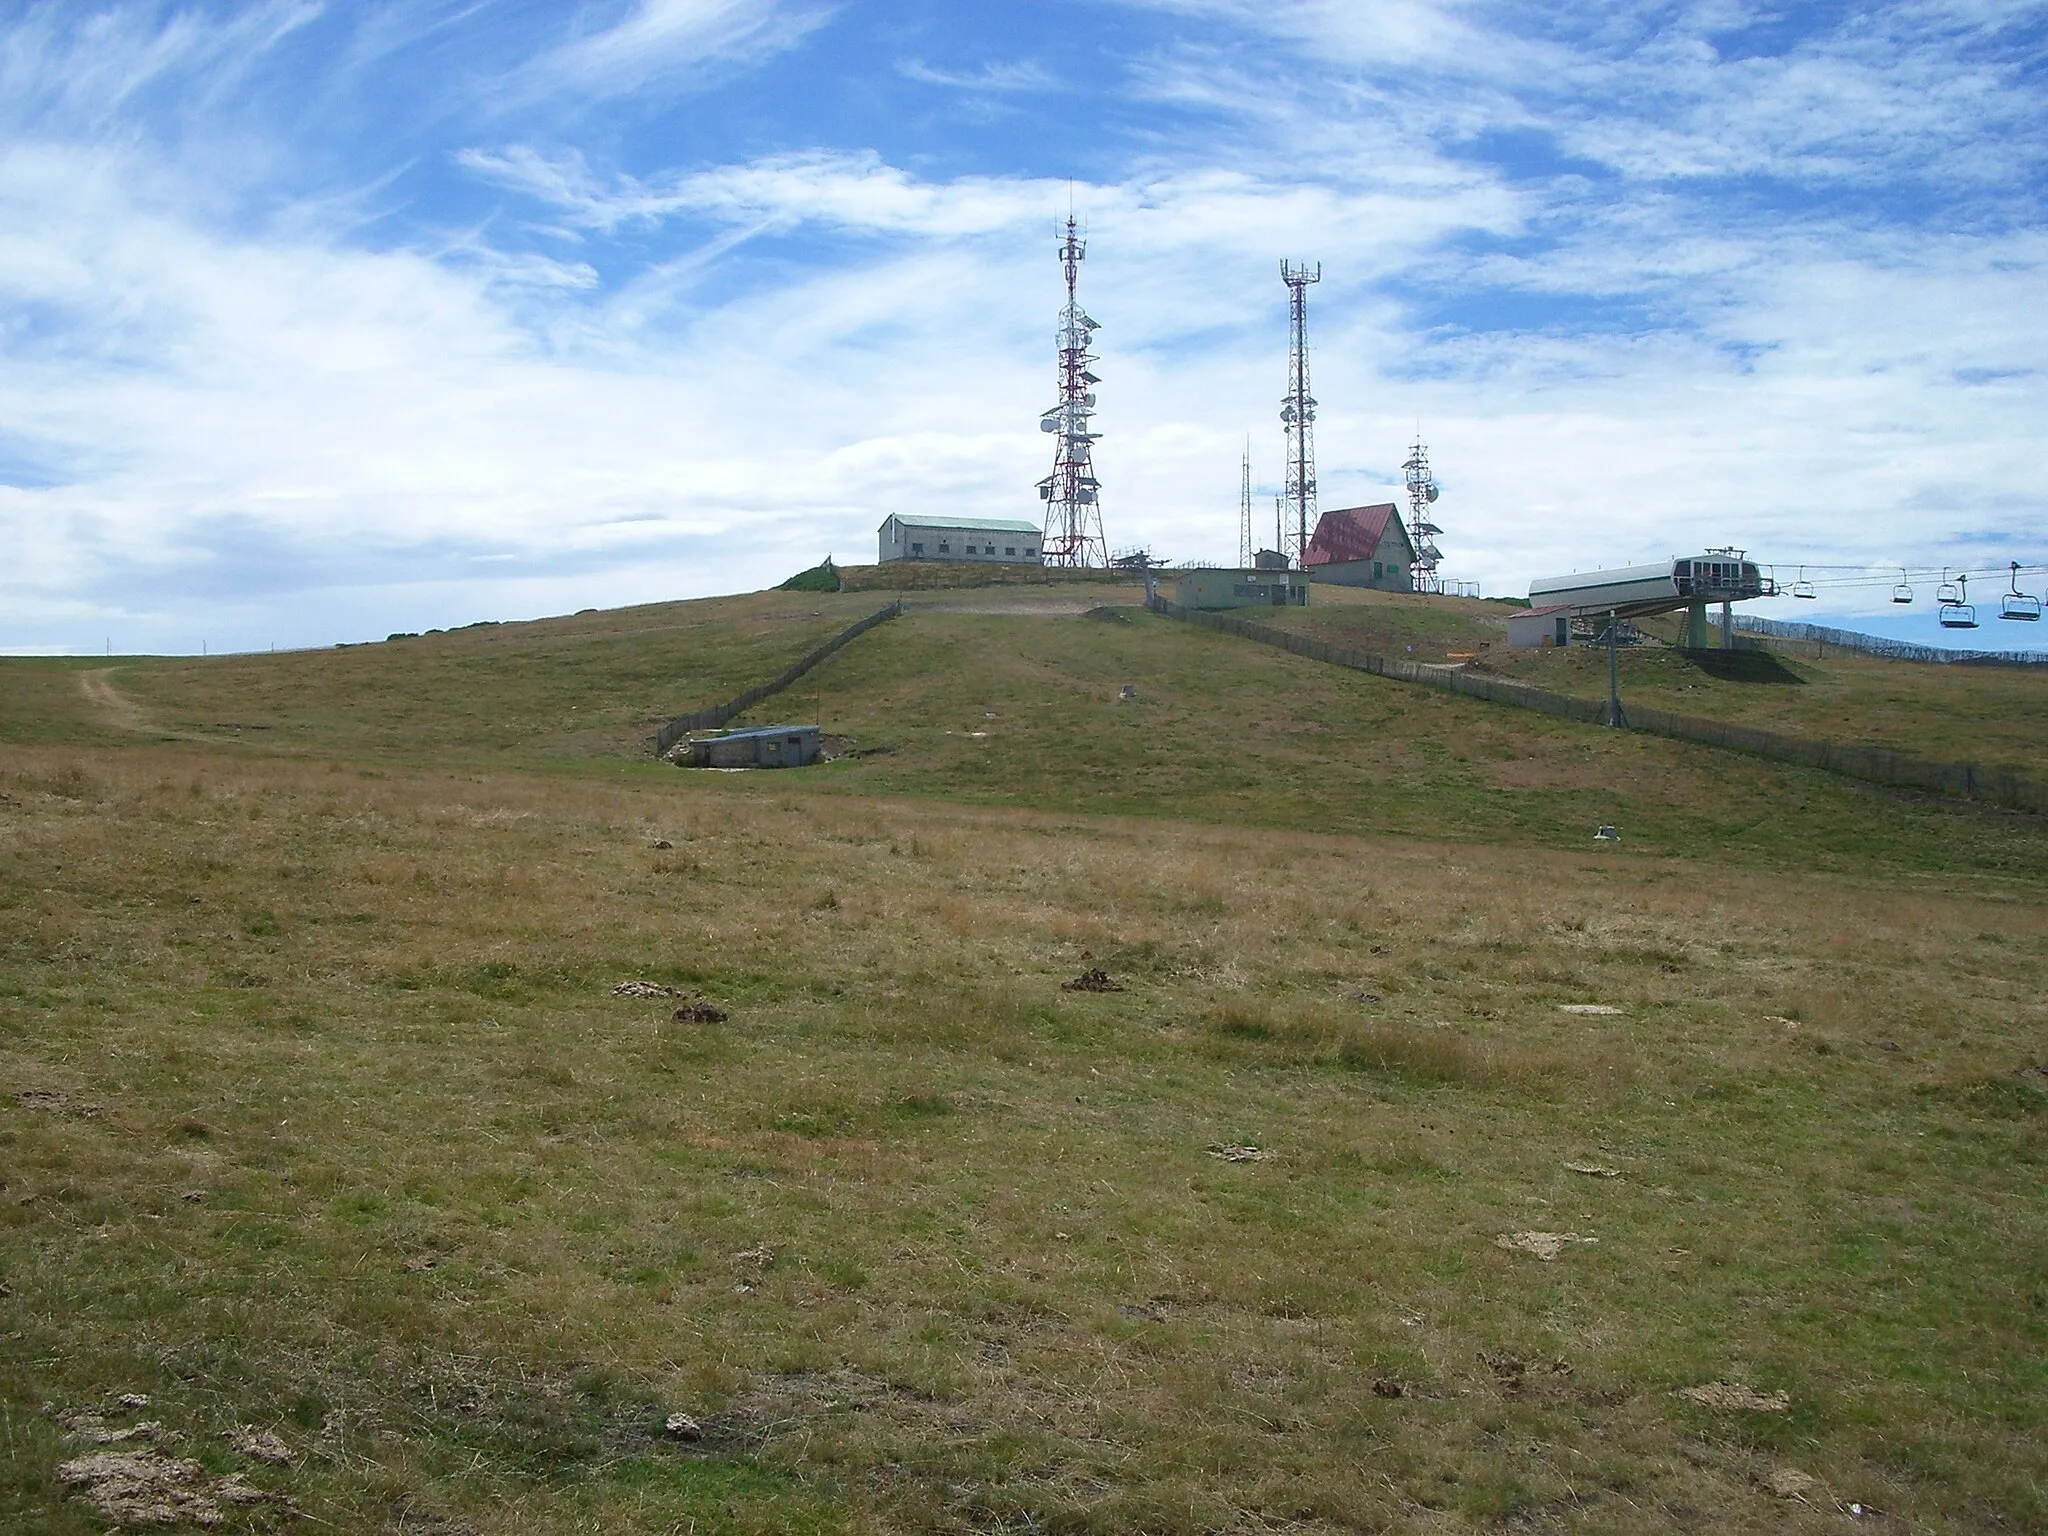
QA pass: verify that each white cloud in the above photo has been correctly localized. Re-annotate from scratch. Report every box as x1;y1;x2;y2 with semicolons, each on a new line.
519;0;831;102
3;0;2044;653
895;59;1061;94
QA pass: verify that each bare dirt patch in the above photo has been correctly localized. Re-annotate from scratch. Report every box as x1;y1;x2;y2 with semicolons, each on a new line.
1677;1381;1790;1412
58;1448;267;1526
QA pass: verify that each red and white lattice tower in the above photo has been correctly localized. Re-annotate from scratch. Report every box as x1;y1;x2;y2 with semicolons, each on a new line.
1404;435;1443;592
1036;216;1109;567
1279;260;1320;568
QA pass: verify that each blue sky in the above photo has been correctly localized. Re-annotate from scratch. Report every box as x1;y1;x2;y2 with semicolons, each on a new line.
3;0;2046;653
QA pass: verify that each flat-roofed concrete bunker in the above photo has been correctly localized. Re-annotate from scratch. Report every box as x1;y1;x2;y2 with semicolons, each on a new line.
682;724;821;769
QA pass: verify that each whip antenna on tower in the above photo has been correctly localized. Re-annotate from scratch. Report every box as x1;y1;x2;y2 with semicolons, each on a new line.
1279;260;1320;569
1238;439;1254;568
1405;434;1442;593
1035;214;1109;568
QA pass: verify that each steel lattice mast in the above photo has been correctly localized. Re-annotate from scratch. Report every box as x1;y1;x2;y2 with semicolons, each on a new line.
1279;261;1320;568
1404;435;1442;592
1238;439;1254;568
1036;216;1108;568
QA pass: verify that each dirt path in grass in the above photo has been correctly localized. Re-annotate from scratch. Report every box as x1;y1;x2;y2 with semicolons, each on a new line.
77;669;172;736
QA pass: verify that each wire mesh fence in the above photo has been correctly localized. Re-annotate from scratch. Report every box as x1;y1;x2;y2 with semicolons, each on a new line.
1734;615;2048;666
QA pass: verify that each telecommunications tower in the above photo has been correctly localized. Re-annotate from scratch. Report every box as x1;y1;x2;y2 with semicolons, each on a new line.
1404;435;1443;592
1279;261;1321;568
1238;440;1254;568
1036;215;1109;567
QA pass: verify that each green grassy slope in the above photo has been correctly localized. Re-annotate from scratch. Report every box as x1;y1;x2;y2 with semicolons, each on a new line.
98;592;887;765
1494;637;2048;774
5;586;2047;1532
753;603;2048;883
1256;583;2048;775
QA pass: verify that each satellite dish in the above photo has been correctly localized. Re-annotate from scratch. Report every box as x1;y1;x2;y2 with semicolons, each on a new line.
1040;418;1059;432
1426;485;1439;503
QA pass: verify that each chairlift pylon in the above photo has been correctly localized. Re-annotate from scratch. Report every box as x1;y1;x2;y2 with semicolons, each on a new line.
2000;561;2042;622
1936;567;1961;605
1939;573;1978;630
1792;565;1817;600
1891;569;1914;605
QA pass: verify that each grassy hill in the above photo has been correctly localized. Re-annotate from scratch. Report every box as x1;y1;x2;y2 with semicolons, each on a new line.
69;591;887;765
1249;583;2048;776
4;583;2045;1533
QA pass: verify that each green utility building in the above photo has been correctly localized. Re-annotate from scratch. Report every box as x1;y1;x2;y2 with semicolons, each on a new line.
1173;568;1310;610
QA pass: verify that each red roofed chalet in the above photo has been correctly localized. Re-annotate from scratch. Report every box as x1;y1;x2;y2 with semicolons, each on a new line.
1302;503;1417;591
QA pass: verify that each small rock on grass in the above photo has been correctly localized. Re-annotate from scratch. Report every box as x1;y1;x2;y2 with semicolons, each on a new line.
1762;1468;1818;1499
663;1412;702;1441
1206;1143;1267;1163
1563;1161;1622;1177
1494;1231;1596;1261
612;980;676;998
1677;1381;1790;1412
226;1425;294;1463
1557;1004;1624;1016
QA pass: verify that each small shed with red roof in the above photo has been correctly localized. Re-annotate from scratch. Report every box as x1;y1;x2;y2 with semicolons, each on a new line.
1303;503;1416;591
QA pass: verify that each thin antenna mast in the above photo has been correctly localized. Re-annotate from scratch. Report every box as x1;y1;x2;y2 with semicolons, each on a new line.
1238;439;1254;568
1279;260;1321;568
1035;214;1109;568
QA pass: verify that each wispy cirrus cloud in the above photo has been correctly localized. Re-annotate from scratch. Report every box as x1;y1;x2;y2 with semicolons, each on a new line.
895;58;1061;94
517;0;833;102
3;0;2044;656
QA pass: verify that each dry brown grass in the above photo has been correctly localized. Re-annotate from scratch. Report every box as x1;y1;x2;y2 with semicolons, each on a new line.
3;738;2045;1532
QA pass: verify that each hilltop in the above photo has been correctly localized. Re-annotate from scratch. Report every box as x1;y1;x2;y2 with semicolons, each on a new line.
3;579;2045;1534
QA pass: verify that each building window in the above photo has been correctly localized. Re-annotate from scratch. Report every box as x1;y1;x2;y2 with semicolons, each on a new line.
939;541;950;553
1374;561;1383;579
1025;548;1037;558
1005;546;1016;556
911;542;924;555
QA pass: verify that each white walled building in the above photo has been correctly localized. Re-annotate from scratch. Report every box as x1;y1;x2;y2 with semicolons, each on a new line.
878;514;1042;565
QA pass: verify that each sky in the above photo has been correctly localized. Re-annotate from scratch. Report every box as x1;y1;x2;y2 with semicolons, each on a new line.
3;0;2046;655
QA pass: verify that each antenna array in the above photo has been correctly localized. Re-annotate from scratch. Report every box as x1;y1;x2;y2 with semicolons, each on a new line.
1279;260;1320;568
1036;216;1109;568
1404;436;1442;592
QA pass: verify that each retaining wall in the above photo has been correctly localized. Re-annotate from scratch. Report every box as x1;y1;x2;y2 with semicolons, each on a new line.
1148;597;2047;815
653;601;903;757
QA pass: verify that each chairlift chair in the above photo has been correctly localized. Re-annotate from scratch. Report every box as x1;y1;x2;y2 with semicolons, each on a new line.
2000;561;2042;622
1891;569;1914;605
1792;566;1817;600
1936;568;1961;605
1939;573;1978;630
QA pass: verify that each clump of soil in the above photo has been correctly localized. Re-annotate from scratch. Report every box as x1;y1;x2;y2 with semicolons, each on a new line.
58;1448;267;1526
674;1001;728;1023
1677;1381;1789;1412
612;980;676;998
1062;969;1124;993
1494;1231;1595;1261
